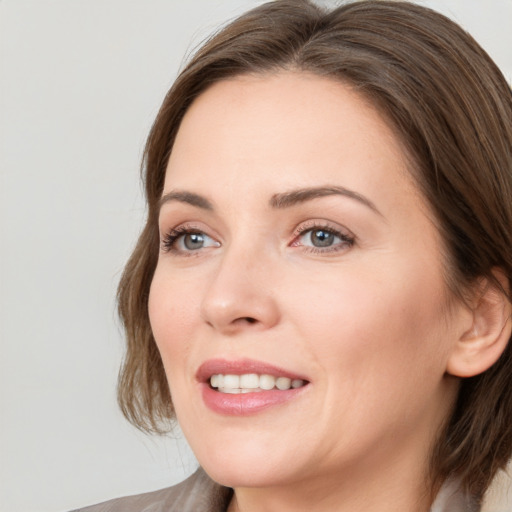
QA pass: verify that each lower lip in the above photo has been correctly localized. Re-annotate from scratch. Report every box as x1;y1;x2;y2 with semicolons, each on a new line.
201;383;307;416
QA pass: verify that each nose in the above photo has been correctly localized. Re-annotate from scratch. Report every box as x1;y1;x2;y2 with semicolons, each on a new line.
200;246;281;334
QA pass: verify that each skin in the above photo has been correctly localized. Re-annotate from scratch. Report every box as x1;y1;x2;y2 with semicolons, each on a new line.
148;72;470;511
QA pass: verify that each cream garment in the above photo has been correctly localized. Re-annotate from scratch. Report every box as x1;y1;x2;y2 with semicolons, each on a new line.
431;478;480;512
70;469;231;512
71;468;479;512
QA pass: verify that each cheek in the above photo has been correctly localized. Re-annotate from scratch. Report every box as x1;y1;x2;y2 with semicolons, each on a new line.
285;263;451;384
148;269;200;371
285;266;454;448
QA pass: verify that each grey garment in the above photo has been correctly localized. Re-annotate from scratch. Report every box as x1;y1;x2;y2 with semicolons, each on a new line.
430;479;481;512
70;469;231;512
70;469;479;512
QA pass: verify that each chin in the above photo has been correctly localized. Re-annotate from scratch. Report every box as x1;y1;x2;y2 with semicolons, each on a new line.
192;439;299;489
202;460;291;489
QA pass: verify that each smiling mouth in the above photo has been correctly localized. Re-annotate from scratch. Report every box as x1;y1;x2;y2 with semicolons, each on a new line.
198;359;310;415
210;373;306;394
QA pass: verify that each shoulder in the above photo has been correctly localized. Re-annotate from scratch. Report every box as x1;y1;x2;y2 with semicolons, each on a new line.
69;468;232;512
430;479;480;512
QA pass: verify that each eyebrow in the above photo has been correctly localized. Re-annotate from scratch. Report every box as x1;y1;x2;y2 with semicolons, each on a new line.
270;186;382;216
159;190;214;211
159;185;381;216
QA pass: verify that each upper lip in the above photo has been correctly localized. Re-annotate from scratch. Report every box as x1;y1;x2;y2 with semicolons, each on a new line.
196;358;309;383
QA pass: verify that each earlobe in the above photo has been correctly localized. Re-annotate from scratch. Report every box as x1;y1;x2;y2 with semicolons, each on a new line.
446;271;512;378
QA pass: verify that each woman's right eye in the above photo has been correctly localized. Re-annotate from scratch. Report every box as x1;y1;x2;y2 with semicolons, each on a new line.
161;229;220;254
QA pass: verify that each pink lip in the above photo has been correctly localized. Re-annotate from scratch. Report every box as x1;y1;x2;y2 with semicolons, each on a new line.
196;358;308;382
196;358;310;416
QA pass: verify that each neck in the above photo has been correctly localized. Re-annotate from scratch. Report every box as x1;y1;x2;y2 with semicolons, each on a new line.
228;476;433;512
227;444;436;512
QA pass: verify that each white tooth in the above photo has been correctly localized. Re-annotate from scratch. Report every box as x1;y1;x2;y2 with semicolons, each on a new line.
240;373;259;388
219;387;240;394
259;374;276;390
223;374;240;389
276;377;291;390
213;374;303;392
291;379;304;388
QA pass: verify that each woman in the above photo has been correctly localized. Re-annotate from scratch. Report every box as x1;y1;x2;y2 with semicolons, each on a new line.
75;1;512;510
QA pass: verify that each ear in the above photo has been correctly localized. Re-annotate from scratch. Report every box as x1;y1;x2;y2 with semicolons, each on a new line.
447;269;512;378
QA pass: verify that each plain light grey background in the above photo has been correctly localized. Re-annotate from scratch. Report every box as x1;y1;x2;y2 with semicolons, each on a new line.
1;1;511;512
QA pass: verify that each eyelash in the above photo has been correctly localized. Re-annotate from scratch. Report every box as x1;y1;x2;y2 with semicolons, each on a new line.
160;225;213;256
291;222;355;254
160;222;355;256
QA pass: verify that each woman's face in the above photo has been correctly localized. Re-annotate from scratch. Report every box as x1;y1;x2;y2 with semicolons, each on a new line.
149;73;463;490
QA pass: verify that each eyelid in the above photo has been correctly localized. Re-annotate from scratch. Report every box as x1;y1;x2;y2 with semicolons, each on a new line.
159;220;219;240
160;222;221;255
290;219;355;253
292;219;355;239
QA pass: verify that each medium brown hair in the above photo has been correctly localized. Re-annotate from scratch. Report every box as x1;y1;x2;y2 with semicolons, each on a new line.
117;0;512;498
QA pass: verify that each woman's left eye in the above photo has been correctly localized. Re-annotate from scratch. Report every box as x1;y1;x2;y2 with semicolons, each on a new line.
293;226;354;252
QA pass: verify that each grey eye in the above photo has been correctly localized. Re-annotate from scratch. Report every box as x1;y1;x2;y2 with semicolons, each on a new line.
309;229;336;247
183;233;206;250
161;228;220;254
176;231;220;252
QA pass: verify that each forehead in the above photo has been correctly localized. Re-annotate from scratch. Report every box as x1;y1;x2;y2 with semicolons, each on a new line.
164;72;422;214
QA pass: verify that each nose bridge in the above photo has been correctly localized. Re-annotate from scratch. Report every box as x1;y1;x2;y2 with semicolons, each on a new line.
200;236;280;333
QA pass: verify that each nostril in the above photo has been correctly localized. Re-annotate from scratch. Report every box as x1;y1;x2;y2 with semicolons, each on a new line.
231;316;257;327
